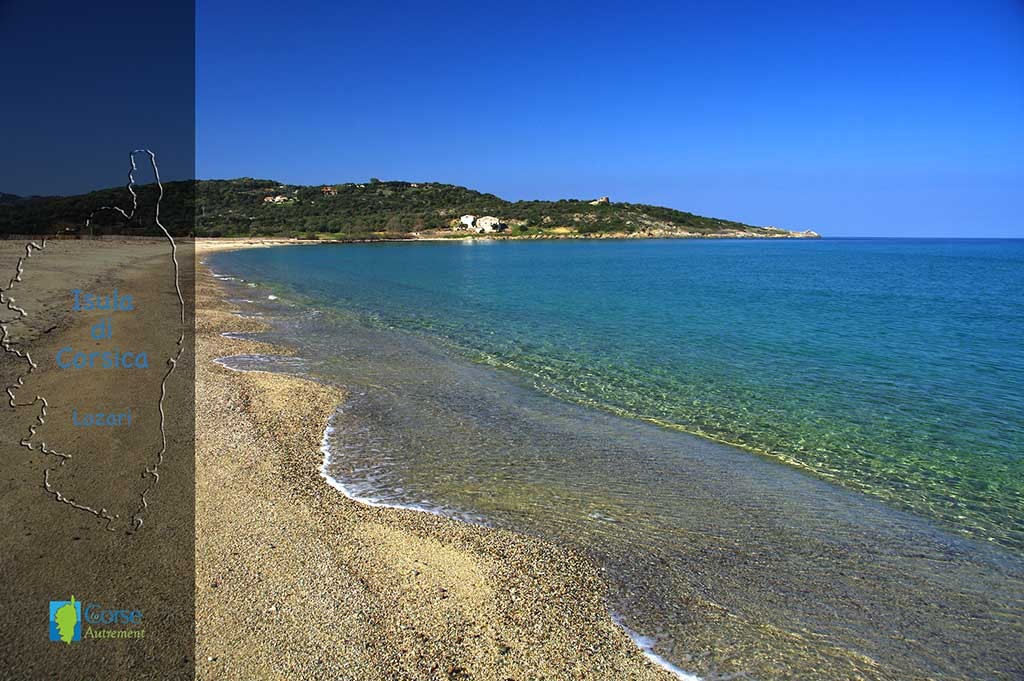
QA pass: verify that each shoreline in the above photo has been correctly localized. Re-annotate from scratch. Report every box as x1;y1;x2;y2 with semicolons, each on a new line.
194;243;680;679
202;238;1024;680
314;414;698;681
198;238;989;551
191;229;818;254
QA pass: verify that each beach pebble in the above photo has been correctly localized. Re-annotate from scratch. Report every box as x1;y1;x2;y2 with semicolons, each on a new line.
192;262;676;681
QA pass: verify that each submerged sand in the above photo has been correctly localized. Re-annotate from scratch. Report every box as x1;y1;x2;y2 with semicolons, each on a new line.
194;242;674;679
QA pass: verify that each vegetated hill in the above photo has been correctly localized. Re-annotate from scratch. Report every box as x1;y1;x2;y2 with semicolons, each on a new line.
195;178;817;238
0;182;195;237
0;178;819;239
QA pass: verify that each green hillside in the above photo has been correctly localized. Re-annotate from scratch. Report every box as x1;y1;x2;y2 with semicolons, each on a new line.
0;178;818;239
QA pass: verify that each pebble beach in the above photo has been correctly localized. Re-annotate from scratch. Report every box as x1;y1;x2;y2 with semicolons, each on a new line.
194;242;675;680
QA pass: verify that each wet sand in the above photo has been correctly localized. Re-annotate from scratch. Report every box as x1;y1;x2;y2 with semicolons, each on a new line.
194;242;675;679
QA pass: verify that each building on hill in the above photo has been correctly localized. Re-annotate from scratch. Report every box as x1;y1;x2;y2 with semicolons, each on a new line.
475;216;507;234
455;215;507;233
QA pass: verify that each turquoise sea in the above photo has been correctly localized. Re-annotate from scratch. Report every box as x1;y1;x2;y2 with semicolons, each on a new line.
211;239;1024;680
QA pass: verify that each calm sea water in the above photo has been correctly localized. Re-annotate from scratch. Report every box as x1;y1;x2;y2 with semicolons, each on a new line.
211;239;1024;679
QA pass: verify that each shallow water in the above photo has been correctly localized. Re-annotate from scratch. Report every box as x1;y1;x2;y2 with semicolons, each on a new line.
210;240;1024;679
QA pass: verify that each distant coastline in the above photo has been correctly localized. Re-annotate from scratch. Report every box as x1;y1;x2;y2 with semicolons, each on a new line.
0;178;821;240
293;228;820;242
193;230;820;251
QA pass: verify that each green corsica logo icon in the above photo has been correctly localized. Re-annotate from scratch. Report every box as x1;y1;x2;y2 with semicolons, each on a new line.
49;596;81;643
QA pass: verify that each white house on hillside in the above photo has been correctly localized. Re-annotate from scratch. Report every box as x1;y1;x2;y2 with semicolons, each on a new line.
475;216;506;233
457;214;508;234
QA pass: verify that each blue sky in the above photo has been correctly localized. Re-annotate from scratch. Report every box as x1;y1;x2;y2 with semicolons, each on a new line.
199;1;1014;237
1;1;195;197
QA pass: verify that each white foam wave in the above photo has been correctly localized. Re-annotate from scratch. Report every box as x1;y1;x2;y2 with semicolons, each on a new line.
612;615;703;680
317;421;441;516
212;354;306;373
212;356;253;372
317;414;703;681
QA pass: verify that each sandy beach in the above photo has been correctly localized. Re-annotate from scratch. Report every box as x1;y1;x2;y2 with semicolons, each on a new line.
193;240;675;679
0;238;195;679
0;237;671;679
3;236;1021;679
4;1;1018;677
